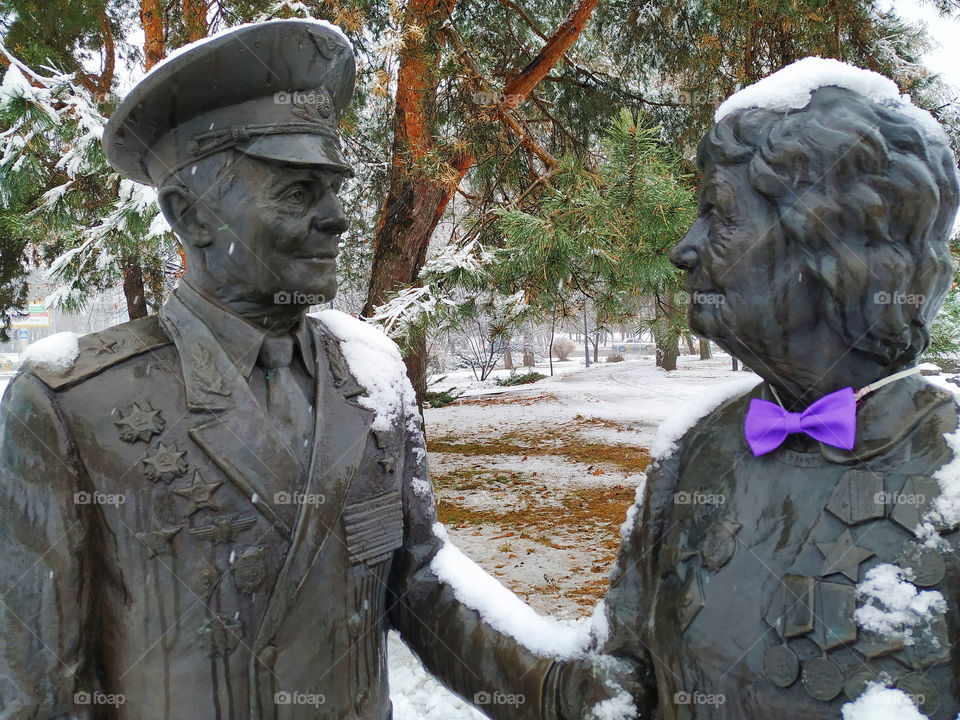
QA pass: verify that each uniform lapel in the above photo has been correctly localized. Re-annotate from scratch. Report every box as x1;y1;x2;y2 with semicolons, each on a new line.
248;318;373;714
286;321;372;595
159;291;301;539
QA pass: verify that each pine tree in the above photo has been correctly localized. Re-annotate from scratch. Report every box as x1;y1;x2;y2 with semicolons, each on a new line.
927;236;960;365
492;110;695;369
371;110;697;370
0;53;176;327
592;0;960;153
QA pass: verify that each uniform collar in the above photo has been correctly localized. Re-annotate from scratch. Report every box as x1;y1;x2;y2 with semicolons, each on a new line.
754;374;955;463
174;280;314;379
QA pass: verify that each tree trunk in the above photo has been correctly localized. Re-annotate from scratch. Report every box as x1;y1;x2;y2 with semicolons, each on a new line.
93;10;116;99
660;334;679;371
548;313;556;376
655;302;682;371
361;0;457;408
405;339;429;408
699;338;712;359
363;0;598;405
183;0;207;42
140;0;165;71
582;304;591;367
122;0;167;321
503;339;514;370
121;255;149;320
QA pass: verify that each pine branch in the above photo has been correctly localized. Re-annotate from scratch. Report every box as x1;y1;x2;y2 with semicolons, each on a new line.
441;21;559;170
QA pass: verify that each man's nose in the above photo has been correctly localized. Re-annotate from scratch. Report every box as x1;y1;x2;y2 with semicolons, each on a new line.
312;192;349;235
669;220;704;271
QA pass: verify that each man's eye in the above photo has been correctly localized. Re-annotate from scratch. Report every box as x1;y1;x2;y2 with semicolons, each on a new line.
283;185;309;203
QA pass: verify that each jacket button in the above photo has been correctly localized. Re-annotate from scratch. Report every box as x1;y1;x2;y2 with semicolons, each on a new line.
348;612;363;638
258;644;277;668
354;688;369;712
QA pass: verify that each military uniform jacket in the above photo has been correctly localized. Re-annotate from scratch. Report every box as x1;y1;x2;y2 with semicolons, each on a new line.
602;376;960;719
0;289;558;720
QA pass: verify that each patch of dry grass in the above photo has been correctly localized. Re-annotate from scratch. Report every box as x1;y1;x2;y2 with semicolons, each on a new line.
436;482;634;556
451;393;559;407
429;409;647;606
436;483;629;605
429;426;651;474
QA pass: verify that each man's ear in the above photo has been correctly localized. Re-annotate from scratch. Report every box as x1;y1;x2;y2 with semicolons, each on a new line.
157;185;213;248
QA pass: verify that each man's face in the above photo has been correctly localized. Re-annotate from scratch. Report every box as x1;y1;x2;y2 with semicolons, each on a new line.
196;154;349;307
670;161;819;363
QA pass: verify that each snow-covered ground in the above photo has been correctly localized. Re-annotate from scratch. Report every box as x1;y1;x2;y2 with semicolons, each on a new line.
428;353;754;450
390;632;487;719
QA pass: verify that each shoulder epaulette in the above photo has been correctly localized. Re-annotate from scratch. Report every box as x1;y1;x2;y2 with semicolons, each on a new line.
29;315;172;391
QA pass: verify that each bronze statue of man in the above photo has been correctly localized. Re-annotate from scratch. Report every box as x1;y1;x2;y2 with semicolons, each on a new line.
0;20;625;720
567;61;960;718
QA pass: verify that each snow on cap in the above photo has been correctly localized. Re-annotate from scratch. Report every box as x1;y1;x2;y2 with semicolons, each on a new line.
715;57;948;144
144;18;353;79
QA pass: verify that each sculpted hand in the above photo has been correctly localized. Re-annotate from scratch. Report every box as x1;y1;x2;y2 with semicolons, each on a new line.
556;654;645;720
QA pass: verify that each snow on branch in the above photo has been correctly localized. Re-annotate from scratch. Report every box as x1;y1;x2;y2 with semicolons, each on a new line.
367;239;522;345
0;44;174;310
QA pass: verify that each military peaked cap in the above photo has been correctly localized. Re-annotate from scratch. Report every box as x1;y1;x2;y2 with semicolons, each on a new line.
102;19;356;185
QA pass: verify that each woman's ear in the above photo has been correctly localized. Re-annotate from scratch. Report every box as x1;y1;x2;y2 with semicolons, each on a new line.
158;185;213;248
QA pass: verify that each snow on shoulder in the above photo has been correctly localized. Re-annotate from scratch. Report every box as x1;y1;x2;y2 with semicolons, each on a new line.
430;523;606;658
311;310;416;432
650;375;760;460
715;57;948;143
22;332;80;375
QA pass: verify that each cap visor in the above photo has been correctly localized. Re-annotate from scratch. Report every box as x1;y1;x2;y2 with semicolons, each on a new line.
236;133;354;176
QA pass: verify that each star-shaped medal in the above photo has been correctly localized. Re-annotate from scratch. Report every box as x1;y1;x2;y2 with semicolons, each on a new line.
174;470;222;515
135;525;181;557
816;529;875;582
142;442;188;484
114;402;165;443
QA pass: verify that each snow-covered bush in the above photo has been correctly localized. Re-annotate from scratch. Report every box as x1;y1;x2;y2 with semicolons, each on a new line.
553;337;576;361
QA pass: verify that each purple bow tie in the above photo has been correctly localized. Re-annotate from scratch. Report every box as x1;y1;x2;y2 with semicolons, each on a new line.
744;387;857;457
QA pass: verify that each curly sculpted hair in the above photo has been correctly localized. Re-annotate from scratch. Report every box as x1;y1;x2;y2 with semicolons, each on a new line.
698;85;960;367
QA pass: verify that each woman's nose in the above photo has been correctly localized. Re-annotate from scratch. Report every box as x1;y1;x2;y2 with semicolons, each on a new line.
670;221;704;271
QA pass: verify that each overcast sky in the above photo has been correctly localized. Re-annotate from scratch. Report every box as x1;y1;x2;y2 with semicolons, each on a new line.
888;0;960;93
